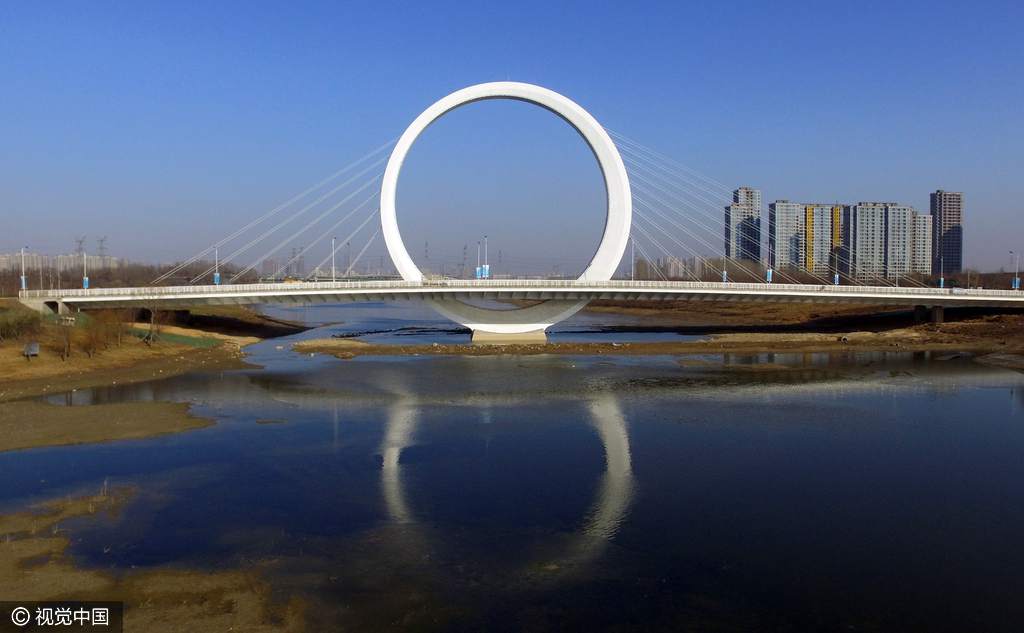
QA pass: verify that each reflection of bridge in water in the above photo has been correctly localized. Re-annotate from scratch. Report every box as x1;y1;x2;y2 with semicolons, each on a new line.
380;391;634;578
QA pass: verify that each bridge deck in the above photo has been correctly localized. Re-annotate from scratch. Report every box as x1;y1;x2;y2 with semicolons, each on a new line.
18;279;1024;311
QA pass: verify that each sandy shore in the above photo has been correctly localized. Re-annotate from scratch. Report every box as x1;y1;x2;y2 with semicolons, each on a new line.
0;401;215;452
0;488;304;632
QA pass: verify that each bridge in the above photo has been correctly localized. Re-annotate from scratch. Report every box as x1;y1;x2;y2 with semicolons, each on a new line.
19;279;1024;338
16;81;1022;340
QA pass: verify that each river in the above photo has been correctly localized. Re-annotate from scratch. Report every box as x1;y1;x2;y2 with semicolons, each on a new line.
4;302;1024;631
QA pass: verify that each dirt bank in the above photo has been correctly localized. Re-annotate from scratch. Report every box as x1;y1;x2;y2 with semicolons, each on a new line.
0;401;215;452
0;334;251;403
0;488;304;632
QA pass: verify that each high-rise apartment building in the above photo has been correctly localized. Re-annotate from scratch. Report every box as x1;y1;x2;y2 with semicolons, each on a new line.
930;190;963;274
768;201;803;269
768;201;841;275
911;214;933;275
805;204;843;275
841;203;931;280
725;186;762;261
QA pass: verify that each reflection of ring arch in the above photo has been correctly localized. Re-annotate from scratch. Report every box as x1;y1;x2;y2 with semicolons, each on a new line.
379;394;634;573
380;81;632;335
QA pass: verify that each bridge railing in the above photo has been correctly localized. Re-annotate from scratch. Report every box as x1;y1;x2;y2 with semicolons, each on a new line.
17;278;1024;300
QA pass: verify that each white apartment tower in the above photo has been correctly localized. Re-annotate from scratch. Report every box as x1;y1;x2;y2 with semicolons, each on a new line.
725;187;762;261
842;203;932;280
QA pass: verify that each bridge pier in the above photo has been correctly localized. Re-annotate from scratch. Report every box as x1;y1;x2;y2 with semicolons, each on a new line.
914;305;945;324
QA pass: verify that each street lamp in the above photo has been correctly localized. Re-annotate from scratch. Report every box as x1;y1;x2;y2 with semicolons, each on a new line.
331;237;336;282
82;250;89;289
213;246;221;285
20;246;27;292
939;255;945;289
483;235;489;279
1012;251;1021;290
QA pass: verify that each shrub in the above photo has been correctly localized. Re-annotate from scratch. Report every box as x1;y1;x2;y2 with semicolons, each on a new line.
0;310;42;342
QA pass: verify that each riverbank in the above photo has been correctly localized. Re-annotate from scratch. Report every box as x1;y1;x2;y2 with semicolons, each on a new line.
294;313;1024;360
0;488;304;632
0;303;307;403
0;330;252;403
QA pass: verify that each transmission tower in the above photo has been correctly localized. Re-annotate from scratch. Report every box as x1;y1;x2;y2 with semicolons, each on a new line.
460;244;468;278
97;236;108;259
74;236;86;255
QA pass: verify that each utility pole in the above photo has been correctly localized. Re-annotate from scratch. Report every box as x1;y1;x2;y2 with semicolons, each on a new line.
82;250;89;289
939;256;945;289
476;241;481;279
483;235;489;278
20;246;27;291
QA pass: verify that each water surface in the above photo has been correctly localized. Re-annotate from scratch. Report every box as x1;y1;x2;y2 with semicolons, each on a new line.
5;304;1024;631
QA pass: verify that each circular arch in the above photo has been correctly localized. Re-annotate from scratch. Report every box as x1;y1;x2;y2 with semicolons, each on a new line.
379;81;632;335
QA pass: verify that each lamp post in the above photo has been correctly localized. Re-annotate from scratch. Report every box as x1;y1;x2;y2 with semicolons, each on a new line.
82;251;89;289
1012;251;1021;290
213;246;221;285
483;235;489;279
331;237;336;282
20;246;27;292
939;255;945;289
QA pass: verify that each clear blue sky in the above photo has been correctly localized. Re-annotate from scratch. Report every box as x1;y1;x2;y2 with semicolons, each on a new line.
2;1;1021;272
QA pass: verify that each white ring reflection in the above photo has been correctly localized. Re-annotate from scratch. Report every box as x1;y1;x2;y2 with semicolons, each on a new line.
379;392;634;572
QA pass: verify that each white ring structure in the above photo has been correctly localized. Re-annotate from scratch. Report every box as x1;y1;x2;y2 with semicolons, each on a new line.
380;81;632;336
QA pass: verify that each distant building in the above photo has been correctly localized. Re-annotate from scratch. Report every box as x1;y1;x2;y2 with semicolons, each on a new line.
911;214;933;275
804;204;843;275
930;190;963;274
0;252;121;273
768;201;803;270
768;201;841;275
725;186;761;261
842;204;889;280
658;255;701;279
841;202;931;280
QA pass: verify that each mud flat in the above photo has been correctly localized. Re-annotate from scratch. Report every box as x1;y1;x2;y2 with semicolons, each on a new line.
974;353;1024;371
0;488;304;632
0;401;215;452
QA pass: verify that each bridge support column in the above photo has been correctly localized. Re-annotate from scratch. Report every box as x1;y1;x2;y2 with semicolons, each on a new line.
931;306;945;324
914;305;929;323
471;329;547;345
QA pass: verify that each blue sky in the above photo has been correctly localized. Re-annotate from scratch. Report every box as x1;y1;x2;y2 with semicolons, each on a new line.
2;1;1021;272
